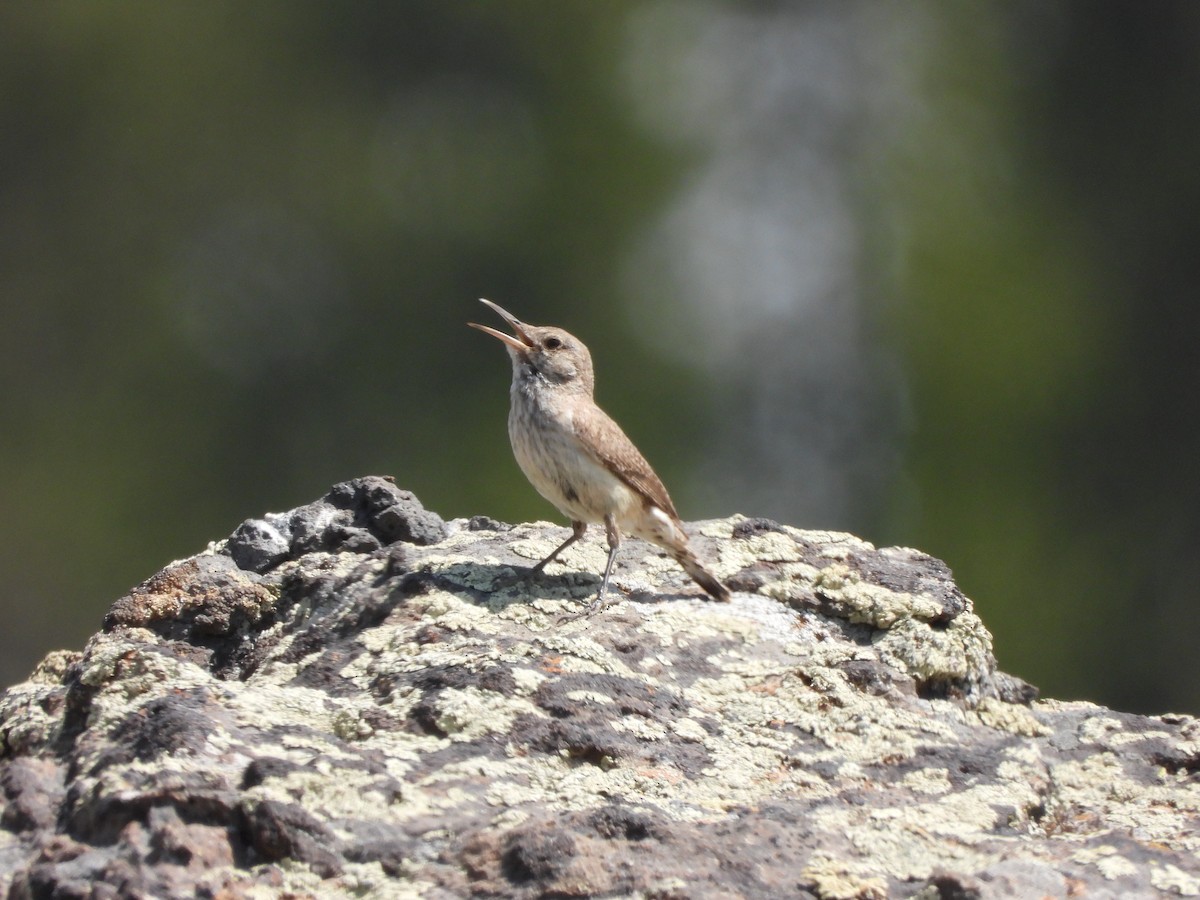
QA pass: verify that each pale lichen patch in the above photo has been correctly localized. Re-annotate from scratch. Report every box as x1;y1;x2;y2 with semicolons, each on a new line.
434;687;540;741
974;697;1051;736
672;718;710;742
1151;862;1200;897
873;614;994;687
1071;845;1140;881
635;608;725;644
1076;714;1130;745
510;666;547;695
925;784;1010;837
725;530;806;565
900;767;952;795
697;519;737;540
336;862;431;900
228;682;342;737
534;632;634;675
814;564;945;628
610;716;668;741
801;855;889;900
331;706;376;741
0;683;63;754
28;650;81;684
799;529;876;557
407;589;514;634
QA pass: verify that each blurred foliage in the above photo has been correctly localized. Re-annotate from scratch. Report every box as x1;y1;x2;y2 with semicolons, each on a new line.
878;1;1200;714
1;1;1198;716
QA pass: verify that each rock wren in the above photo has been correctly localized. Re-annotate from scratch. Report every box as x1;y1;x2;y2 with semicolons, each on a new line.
469;298;731;605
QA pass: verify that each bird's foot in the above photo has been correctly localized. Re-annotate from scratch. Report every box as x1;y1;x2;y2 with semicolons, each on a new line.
552;588;616;622
583;591;613;616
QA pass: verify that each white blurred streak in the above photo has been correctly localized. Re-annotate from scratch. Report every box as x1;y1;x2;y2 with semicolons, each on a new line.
621;1;913;526
628;153;857;354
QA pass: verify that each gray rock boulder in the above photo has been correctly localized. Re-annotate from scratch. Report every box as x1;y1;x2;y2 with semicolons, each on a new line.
1;477;1196;898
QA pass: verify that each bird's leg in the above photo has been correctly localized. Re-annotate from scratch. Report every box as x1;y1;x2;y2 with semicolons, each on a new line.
583;514;623;613
530;520;587;574
600;514;621;597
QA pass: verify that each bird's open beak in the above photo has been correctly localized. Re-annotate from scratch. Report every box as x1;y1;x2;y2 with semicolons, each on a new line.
468;298;536;354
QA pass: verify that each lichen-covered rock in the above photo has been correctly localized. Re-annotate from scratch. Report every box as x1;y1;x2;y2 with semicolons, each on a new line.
1;480;1197;899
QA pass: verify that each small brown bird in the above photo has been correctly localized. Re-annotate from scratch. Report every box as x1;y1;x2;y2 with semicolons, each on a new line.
469;298;730;605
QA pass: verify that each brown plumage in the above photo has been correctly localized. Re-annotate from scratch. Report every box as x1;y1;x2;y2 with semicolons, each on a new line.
469;298;730;605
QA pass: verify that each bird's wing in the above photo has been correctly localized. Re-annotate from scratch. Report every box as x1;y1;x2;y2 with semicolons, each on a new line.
573;405;680;520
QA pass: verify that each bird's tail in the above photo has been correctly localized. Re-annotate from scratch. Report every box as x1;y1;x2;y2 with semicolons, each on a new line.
674;547;731;603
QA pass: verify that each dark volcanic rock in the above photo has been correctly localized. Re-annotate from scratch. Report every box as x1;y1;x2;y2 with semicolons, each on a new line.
224;475;447;573
1;480;1197;899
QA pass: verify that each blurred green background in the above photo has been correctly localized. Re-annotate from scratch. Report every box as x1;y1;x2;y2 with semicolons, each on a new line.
2;2;1198;715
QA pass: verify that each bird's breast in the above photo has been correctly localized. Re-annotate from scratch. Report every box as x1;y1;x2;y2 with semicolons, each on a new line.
506;393;637;525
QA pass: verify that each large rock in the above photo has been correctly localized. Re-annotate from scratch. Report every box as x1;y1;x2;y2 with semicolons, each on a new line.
1;477;1196;898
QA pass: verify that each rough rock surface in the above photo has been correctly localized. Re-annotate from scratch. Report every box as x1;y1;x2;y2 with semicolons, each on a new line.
1;476;1197;899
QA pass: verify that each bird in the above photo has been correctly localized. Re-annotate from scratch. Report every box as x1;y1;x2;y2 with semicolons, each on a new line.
469;298;730;606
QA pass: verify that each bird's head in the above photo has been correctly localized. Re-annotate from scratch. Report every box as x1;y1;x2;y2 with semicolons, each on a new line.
469;299;595;395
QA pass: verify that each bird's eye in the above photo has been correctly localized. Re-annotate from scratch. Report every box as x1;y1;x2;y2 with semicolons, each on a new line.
543;336;563;350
